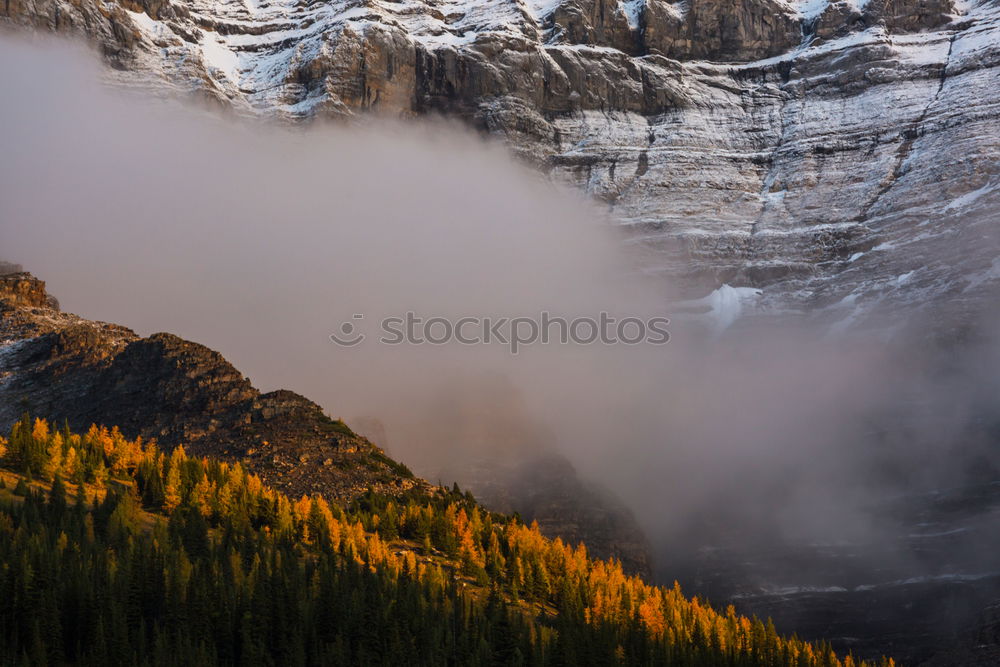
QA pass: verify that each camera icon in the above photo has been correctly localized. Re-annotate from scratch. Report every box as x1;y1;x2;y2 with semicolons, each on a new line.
329;314;366;346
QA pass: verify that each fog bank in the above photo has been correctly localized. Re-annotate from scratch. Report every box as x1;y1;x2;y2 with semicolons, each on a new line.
3;35;999;586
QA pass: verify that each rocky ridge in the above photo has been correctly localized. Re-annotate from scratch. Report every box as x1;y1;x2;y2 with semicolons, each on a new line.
0;272;425;502
0;271;653;572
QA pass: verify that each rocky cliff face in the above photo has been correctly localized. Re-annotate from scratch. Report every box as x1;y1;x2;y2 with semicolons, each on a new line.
4;0;997;328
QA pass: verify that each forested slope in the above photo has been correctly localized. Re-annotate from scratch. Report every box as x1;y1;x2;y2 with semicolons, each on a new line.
0;416;893;666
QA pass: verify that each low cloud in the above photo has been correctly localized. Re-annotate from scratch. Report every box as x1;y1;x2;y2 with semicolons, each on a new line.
2;34;999;592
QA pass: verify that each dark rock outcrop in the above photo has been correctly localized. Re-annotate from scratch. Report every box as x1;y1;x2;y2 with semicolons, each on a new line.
549;0;637;54
0;272;57;310
813;0;955;42
0;275;426;502
813;1;867;41
872;0;956;34
644;0;802;61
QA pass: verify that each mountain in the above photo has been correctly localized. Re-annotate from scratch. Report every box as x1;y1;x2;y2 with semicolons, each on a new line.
0;270;653;574
3;0;1000;662
0;414;895;665
0;272;425;503
3;0;998;324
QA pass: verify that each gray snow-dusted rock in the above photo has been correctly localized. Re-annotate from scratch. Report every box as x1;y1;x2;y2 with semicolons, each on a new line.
548;0;638;53
643;0;803;61
5;0;997;338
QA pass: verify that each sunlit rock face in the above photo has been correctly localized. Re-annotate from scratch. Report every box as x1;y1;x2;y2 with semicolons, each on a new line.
545;9;1000;338
0;274;432;503
5;0;997;332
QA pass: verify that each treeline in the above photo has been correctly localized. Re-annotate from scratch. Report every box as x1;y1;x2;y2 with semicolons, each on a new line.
0;417;894;666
